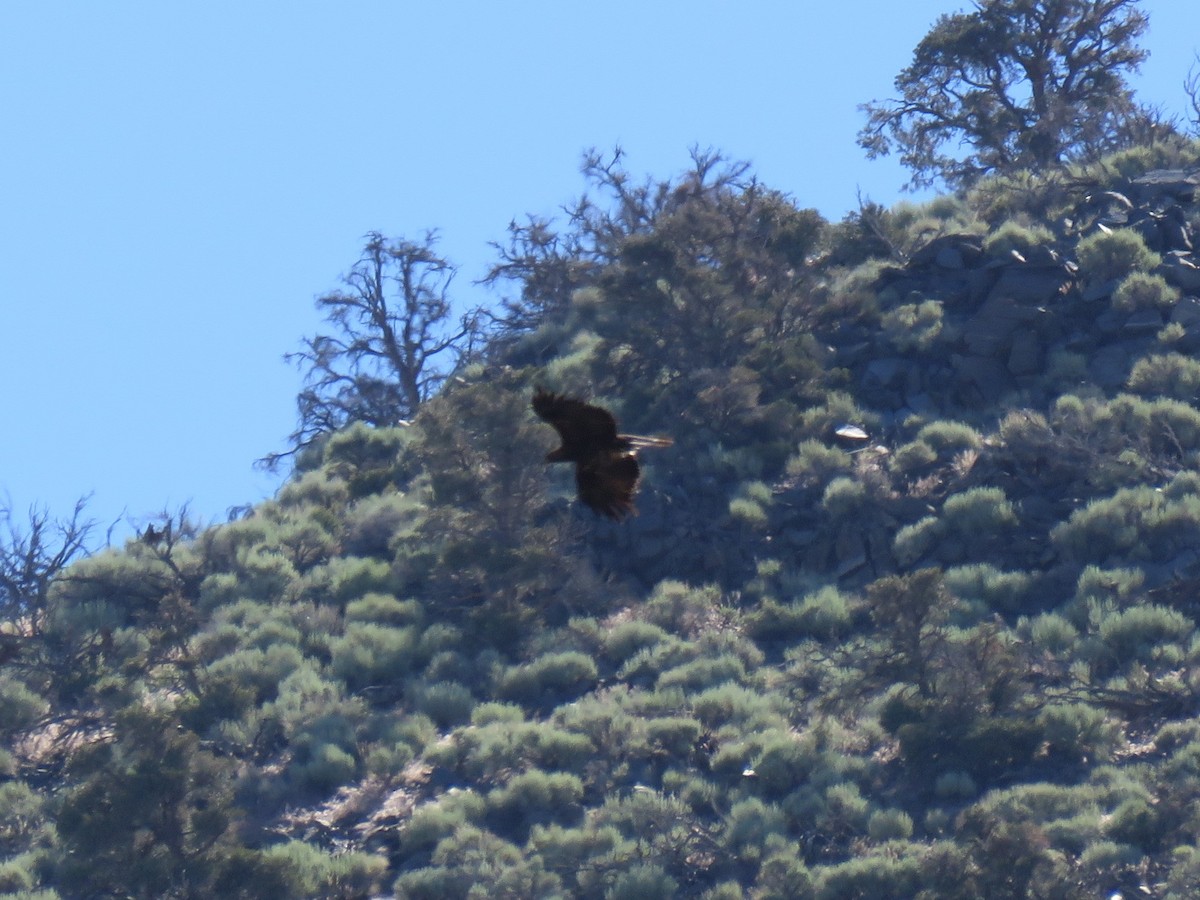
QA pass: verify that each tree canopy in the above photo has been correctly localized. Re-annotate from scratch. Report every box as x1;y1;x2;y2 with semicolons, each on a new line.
859;0;1162;189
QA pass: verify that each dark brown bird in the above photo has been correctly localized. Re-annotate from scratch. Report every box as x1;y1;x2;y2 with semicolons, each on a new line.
532;387;673;520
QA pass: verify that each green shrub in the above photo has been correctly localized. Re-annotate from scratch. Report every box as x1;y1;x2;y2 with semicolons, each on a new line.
748;588;854;643
1038;703;1119;763
1051;487;1161;562
1097;604;1194;663
729;496;768;527
814;852;920;900
794;586;854;638
934;771;978;802
643;581;727;634
329;623;418;692
486;770;584;839
1158;321;1187;345
944;564;1031;616
1026;613;1079;653
291;740;356;792
1105;797;1165;851
798;392;881;442
893;516;940;566
344;592;421;626
1112;271;1180;313
527;822;621;881
644;717;702;756
755;840;816;899
752;734;818;795
1104;395;1200;455
867;808;915;842
341;493;421;557
1076;228;1159;287
821;477;869;521
1127;352;1200;400
722;798;788;861
656;655;746;692
470;702;525;726
298;555;395;607
1078;838;1141;872
0;676;47;733
604;620;671;664
691;683;785;730
606;863;678;900
786;440;852;485
257;840;386;898
889;439;938;476
1153;720;1200;753
203;644;306;705
817;782;870;837
941;487;1017;535
881;300;944;353
0;853;38;893
916;419;983;453
396;825;561;899
983;220;1055;259
401;791;487;854
446;721;594;782
412;681;475;728
615;638;693;684
497;651;599;704
549;693;638;757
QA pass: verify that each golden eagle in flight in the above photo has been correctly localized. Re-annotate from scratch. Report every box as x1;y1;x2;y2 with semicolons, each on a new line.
532;387;673;520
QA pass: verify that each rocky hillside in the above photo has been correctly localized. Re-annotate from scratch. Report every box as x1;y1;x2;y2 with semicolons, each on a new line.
5;143;1200;898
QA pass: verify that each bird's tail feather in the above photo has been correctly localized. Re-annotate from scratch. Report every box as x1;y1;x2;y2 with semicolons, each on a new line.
620;434;674;449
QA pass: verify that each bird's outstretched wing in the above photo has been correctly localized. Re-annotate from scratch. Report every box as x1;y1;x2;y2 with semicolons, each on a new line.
576;453;640;520
532;387;619;454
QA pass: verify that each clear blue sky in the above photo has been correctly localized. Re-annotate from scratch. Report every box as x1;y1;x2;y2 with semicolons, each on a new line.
3;2;1198;544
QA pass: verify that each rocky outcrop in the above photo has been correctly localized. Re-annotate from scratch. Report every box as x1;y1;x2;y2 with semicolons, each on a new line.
846;168;1200;421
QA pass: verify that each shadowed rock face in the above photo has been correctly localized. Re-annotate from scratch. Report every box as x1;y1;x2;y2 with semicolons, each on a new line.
834;168;1200;420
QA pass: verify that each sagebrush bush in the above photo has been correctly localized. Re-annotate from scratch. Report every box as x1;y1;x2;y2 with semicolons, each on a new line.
916;419;983;453
1075;228;1159;287
983;220;1055;258
496;651;599;704
941;487;1017;534
868;808;915;842
603;619;671;664
729;496;768;527
606;863;679;900
1127;352;1200;400
881;300;944;353
643;716;702;756
786;439;852;485
1112;271;1180;313
292;740;357;792
656;654;747;693
1097;605;1194;663
329;623;418;691
412;680;475;728
486;770;584;839
889;439;938;476
258;841;386;898
0;677;47;733
821;477;869;522
723;798;788;860
692;683;785;730
893;516;940;566
1038;703;1119;763
1026;613;1079;653
944;564;1031;615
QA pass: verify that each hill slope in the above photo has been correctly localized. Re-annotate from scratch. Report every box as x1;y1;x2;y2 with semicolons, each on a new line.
5;143;1200;898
